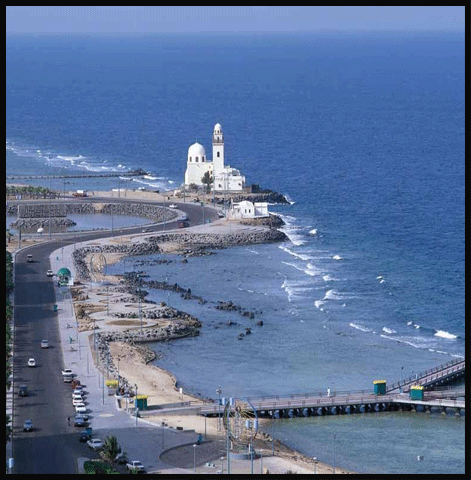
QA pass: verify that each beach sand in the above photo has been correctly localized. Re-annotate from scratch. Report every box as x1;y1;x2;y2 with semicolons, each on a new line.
107;341;350;475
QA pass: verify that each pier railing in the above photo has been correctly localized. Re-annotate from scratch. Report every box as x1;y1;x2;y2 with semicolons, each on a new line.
386;357;465;392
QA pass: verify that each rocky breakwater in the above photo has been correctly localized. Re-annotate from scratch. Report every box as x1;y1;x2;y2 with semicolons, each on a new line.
94;317;201;393
72;240;163;281
7;201;177;230
147;226;288;253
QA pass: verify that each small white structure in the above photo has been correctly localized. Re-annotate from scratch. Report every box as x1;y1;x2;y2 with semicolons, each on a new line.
184;123;246;192
227;200;269;219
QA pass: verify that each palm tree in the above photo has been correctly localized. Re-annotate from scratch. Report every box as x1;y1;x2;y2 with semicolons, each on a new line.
101;435;122;462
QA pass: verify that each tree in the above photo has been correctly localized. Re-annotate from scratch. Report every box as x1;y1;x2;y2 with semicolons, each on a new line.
201;171;213;194
101;435;122;462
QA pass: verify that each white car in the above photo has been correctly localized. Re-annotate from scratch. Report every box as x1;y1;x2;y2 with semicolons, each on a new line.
27;358;36;367
75;403;87;414
87;438;104;451
62;368;74;376
46;270;54;277
126;460;145;472
40;340;49;348
72;396;85;406
168;203;177;208
73;387;84;395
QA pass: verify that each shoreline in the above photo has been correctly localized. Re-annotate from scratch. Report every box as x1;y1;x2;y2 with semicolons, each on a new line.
7;194;352;473
65;217;354;474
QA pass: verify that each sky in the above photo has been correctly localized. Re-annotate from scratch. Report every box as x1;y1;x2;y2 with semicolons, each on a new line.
5;6;465;34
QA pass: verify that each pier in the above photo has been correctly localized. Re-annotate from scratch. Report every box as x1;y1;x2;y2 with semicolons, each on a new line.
139;359;465;420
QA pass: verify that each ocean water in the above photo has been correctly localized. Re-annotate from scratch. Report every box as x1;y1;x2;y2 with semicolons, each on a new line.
6;32;465;474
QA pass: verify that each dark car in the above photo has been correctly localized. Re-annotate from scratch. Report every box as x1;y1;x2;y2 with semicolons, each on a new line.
177;220;189;228
23;419;33;432
18;385;28;397
74;415;86;427
79;430;92;442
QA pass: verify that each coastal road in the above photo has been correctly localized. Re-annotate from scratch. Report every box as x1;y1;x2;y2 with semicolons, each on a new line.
10;200;216;473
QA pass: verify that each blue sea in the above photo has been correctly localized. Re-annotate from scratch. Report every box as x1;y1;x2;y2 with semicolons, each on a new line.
6;32;465;474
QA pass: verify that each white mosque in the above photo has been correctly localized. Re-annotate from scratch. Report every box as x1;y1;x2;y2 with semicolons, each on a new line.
184;123;246;192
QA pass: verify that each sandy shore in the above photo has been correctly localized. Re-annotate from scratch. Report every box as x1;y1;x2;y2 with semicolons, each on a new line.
107;341;351;475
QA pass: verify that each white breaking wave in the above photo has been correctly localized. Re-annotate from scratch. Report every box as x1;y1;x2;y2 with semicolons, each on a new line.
324;289;342;300
349;322;373;333
322;274;336;282
309;228;318;235
434;330;457;340
382;327;397;334
332;254;343;261
314;300;325;310
278;245;314;261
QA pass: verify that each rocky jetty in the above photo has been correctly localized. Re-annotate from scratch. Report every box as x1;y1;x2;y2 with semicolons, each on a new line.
11;217;77;229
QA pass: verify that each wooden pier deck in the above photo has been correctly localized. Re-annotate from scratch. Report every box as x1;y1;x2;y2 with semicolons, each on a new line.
139;359;465;420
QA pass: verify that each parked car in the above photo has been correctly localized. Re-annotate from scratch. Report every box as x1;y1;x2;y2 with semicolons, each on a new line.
75;403;87;415
23;419;33;432
168;203;177;208
79;429;92;442
73;387;84;395
26;254;33;263
87;438;104;451
126;460;145;472
18;385;28;397
74;415;86;427
72;396;85;406
71;379;81;389
62;368;74;376
40;339;49;348
115;452;128;464
27;358;36;367
46;270;54;277
177;220;189;228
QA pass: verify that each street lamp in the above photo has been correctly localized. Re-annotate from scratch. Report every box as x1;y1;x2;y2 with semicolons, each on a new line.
313;456;318;474
137;274;142;333
193;444;197;473
216;386;222;431
333;434;337;474
135;384;138;426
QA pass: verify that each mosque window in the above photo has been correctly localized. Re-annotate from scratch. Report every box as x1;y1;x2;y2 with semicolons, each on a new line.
189;157;192;162
202;156;205;162
195;157;198;162
217;152;220;157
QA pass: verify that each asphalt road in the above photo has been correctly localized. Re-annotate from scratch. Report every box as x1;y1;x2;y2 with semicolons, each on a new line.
11;199;217;474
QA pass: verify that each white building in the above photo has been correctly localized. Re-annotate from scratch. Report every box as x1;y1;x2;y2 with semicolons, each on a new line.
184;123;246;192
227;200;269;219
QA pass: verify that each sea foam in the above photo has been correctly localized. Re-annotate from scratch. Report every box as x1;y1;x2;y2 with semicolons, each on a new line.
434;330;457;340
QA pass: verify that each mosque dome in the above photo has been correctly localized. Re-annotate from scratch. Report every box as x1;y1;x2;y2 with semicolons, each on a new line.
188;142;205;157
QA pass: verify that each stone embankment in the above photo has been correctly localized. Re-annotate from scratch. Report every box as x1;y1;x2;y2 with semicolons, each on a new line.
7;201;177;230
73;227;287;281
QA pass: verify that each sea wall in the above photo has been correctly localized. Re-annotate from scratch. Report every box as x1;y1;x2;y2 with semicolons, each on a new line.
73;227;287;281
7;202;177;230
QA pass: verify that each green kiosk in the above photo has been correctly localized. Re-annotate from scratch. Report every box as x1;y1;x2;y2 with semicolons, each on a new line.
373;380;386;395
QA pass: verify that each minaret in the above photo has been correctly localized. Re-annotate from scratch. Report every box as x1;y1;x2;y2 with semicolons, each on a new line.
212;123;224;177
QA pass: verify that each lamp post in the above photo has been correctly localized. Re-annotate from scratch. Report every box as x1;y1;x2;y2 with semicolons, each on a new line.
313;456;318;474
333;434;337;474
137;274;142;333
135;384;138;426
216;386;222;432
193;444;197;473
